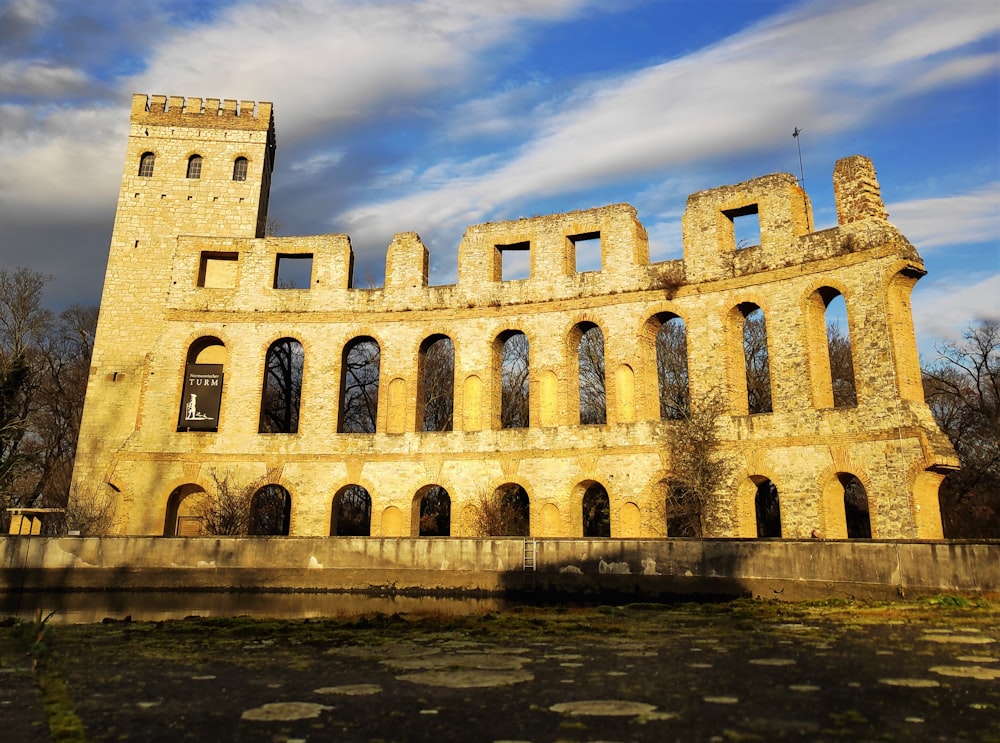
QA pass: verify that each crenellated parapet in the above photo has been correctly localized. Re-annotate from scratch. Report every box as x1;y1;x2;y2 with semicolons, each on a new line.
130;93;273;131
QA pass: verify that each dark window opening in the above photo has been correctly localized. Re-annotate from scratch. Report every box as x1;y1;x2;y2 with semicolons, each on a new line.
186;154;202;179
841;474;872;538
339;338;380;433
755;480;781;537
332;485;372;536
249;485;291;535
655;314;690;420
417;485;451;537
419;336;454;432
138;152;155;177
576;323;606;425
258;337;304;434
582;483;610;537
233;157;248;181
742;304;772;414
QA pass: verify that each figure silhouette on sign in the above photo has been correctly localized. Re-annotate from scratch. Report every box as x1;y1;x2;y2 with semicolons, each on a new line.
185;393;213;421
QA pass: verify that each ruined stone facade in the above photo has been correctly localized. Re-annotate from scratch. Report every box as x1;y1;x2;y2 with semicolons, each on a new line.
70;93;957;539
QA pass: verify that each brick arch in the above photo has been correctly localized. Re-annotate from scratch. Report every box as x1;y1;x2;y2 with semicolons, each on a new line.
816;463;875;539
570;478;612;537
338;334;382;433
483;480;532;536
734;469;784;538
410;483;452;537
416;333;455;433
163;483;207;537
330;482;374;536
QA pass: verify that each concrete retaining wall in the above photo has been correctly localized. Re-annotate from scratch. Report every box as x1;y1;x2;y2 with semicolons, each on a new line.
2;537;997;602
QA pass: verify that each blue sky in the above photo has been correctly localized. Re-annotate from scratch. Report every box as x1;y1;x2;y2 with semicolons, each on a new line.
0;0;997;353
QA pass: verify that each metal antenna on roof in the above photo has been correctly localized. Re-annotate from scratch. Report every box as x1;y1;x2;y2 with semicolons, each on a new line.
792;127;811;232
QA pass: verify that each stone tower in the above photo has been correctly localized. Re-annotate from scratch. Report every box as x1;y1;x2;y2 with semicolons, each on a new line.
71;94;275;518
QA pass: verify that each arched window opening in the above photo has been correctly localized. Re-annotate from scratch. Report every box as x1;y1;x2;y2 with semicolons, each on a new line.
664;480;702;537
825;293;857;407
416;485;451;536
472;483;530;536
331;485;372;536
249;484;291;535
259;337;304;434
655;314;689;420
575;323;606;425
742;304;773;414
841;474;871;539
339;337;380;433
499;331;529;429
582;483;611;537
138;152;155;177
186;154;203;179
754;479;781;537
163;484;206;536
233;157;248;181
179;337;226;432
419;336;454;432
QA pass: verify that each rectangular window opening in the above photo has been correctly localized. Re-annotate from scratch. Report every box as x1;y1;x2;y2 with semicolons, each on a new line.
496;241;530;281
724;205;761;249
274;253;314;289
198;252;239;288
571;231;602;272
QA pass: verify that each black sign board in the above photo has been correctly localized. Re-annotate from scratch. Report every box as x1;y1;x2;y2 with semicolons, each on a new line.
179;364;224;430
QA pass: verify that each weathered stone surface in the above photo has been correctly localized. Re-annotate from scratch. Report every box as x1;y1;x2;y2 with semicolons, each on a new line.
70;93;955;540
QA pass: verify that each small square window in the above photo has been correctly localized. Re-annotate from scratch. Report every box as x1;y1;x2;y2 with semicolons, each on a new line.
496;242;530;281
724;205;760;249
198;252;238;288
274;254;313;289
571;232;601;272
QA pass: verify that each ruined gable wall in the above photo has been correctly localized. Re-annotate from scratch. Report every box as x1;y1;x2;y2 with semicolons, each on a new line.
71;96;954;540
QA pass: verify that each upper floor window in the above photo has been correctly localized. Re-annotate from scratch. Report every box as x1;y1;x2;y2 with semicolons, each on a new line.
138;152;155;177
233;157;248;181
186;154;203;179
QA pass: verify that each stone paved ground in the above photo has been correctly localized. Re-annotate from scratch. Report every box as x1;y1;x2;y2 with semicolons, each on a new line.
2;598;998;742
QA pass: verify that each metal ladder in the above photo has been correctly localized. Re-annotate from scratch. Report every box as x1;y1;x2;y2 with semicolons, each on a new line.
522;539;537;591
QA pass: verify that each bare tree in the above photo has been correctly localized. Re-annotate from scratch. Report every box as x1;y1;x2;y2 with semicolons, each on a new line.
743;309;772;414
663;388;733;537
421;337;454;432
827;321;857;407
656;317;689;420
59;485;116;536
578;325;606;424
332;485;372;536
339;338;380;433
418;485;451;536
923;319;1000;538
195;469;266;536
582;482;610;537
500;333;529;429
259;337;303;433
471;484;530;536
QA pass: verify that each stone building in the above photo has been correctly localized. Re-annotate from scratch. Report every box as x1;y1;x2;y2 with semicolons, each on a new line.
69;93;957;540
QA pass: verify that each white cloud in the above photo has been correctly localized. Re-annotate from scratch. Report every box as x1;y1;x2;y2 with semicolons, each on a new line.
335;0;1000;245
912;272;1000;349
289;149;345;176
889;183;1000;250
127;0;603;144
0;60;90;96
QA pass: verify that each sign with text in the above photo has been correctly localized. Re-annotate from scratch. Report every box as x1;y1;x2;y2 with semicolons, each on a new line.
179;364;224;430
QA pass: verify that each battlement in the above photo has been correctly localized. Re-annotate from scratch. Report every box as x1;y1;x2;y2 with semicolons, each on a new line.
130;93;273;131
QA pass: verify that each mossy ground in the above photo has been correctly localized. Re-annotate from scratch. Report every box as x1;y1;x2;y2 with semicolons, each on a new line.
2;597;998;742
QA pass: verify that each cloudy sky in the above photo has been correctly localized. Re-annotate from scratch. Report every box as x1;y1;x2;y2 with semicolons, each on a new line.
1;0;997;353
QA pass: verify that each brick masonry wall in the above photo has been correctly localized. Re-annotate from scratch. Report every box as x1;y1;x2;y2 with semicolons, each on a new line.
70;95;957;541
